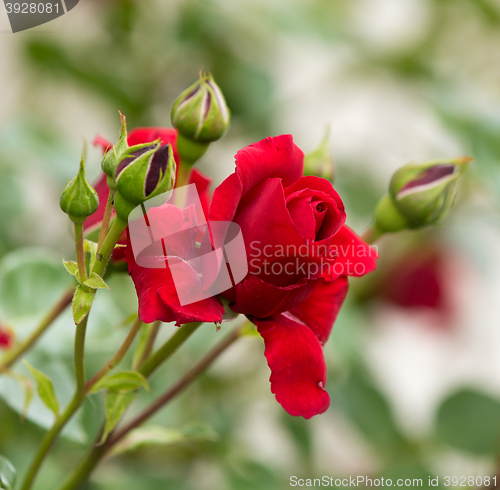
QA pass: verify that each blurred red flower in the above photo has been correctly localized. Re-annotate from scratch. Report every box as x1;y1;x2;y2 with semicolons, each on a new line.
0;324;14;350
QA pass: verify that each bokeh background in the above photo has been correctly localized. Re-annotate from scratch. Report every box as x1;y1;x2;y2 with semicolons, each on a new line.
1;0;500;489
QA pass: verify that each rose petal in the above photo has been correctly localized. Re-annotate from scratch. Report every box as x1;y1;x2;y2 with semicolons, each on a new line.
234;179;333;287
210;135;304;223
252;313;330;418
326;226;378;280
126;246;224;326
230;274;318;318
286;194;316;241
289;276;348;345
127;127;179;162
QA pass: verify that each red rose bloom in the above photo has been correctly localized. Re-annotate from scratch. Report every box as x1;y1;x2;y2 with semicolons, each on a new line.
210;135;377;418
89;128;212;262
125;134;377;418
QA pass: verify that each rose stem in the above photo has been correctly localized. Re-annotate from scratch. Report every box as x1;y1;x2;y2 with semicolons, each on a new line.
56;324;244;490
85;317;143;390
20;216;128;490
138;322;202;377
133;320;161;370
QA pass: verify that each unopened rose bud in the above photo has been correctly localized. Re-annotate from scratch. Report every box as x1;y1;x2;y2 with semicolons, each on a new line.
60;156;99;224
0;324;14;350
375;156;471;233
102;112;157;188
114;142;176;220
171;71;230;165
304;128;336;181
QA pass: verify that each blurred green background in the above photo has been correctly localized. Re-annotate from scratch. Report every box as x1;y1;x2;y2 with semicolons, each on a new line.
2;0;500;489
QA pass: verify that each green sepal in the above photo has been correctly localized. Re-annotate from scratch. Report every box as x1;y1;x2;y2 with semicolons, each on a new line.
171;70;230;144
23;361;60;418
374;194;409;234
388;156;471;229
304;127;336;181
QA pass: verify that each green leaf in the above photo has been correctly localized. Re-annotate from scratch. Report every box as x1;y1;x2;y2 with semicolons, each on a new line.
436;388;500;455
83;272;110;290
23;361;60;418
0;455;16;490
83;240;98;271
62;260;79;281
111;423;218;456
89;371;149;394
4;371;34;422
240;322;260;337
99;391;136;444
333;368;406;452
72;286;95;325
0;248;74;321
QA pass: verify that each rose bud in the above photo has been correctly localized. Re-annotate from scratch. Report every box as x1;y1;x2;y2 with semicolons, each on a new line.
0;324;14;350
60;155;99;224
114;142;176;220
375;156;471;233
304;128;336;182
102;112;160;189
171;70;230;164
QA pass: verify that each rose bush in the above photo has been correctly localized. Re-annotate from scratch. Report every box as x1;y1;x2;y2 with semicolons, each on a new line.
125;134;377;418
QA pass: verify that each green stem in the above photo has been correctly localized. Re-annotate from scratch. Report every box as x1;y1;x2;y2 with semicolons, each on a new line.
20;316;89;490
139;322;202;378
97;189;116;253
111;324;243;446
93;216;128;278
361;225;384;245
0;288;73;371
86;318;143;391
56;443;108;490
57;324;243;490
74;223;88;286
173;162;194;208
133;320;161;370
176;162;192;189
20;217;129;490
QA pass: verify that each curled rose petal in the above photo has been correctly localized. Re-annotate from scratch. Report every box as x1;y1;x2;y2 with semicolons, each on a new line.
251;313;330;419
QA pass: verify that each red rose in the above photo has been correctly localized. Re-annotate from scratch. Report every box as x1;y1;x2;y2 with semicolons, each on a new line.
125;134;377;418
88;127;212;262
210;135;377;418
